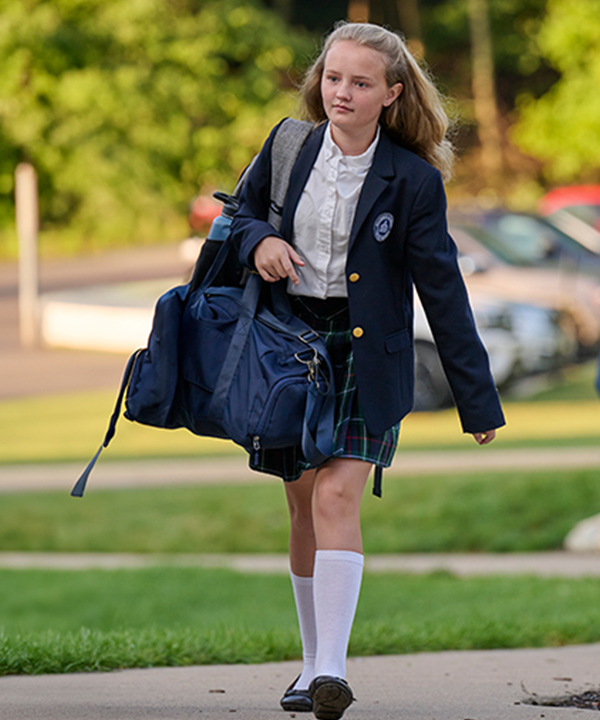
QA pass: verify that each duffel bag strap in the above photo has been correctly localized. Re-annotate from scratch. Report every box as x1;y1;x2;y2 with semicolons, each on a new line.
207;272;263;421
301;382;335;466
71;349;143;498
188;230;237;295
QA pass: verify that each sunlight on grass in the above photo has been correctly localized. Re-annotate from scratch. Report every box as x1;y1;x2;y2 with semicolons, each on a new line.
400;399;600;447
0;389;244;464
1;387;599;465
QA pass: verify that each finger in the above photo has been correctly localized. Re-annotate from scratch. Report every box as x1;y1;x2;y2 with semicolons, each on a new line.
282;256;300;285
257;266;279;283
474;430;495;445
288;247;305;267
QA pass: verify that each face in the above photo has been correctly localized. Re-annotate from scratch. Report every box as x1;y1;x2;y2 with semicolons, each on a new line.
320;40;403;142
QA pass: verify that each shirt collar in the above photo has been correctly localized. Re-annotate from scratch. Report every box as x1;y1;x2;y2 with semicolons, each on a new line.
324;122;380;170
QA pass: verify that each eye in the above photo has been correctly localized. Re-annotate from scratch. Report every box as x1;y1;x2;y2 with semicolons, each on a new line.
326;73;339;83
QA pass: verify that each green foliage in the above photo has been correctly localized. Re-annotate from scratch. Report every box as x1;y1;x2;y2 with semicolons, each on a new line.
512;0;600;181
0;0;311;254
421;0;548;103
3;568;600;674
2;466;600;553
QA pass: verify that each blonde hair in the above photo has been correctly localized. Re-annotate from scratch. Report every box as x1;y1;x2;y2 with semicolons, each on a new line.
299;22;454;181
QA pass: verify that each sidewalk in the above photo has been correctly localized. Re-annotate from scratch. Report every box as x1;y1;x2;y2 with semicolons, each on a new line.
1;549;600;576
2;446;600;494
1;643;599;720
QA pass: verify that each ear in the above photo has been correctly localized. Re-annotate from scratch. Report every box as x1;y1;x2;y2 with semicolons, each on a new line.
383;82;403;107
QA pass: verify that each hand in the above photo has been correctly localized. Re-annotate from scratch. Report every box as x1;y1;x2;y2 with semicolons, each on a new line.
472;430;496;445
254;236;304;285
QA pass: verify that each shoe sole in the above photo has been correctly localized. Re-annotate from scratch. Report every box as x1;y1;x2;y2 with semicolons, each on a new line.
280;698;313;712
312;680;353;720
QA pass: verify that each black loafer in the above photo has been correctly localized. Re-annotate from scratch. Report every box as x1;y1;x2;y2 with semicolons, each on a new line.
308;675;355;720
280;675;313;712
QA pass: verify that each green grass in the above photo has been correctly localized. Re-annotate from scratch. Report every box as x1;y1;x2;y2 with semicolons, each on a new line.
2;567;600;675
2;467;600;553
1;384;600;465
0;388;245;465
517;360;598;402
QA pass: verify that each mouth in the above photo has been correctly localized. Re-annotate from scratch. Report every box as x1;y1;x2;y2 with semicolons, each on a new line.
333;104;352;112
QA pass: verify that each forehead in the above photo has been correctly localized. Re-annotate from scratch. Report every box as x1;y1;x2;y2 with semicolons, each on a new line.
323;40;387;78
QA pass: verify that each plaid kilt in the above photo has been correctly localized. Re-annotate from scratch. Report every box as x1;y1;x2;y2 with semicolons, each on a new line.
248;295;400;483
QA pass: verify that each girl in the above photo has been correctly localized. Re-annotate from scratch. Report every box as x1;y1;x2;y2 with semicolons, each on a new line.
231;22;505;720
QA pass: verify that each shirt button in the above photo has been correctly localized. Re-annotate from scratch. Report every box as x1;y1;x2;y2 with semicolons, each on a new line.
352;327;364;338
349;273;360;283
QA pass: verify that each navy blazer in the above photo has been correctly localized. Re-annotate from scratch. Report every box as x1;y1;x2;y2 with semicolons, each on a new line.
231;121;505;435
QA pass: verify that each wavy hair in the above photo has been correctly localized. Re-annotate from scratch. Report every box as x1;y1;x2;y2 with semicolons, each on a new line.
299;22;455;180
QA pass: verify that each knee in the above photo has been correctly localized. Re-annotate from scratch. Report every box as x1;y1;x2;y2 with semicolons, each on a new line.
313;472;357;521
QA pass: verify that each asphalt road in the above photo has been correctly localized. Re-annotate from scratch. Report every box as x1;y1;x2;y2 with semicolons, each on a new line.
0;243;191;399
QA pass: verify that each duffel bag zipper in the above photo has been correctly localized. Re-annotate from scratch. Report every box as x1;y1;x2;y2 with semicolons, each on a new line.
252;435;261;463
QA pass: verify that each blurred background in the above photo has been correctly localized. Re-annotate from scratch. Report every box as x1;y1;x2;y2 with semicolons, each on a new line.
3;0;600;408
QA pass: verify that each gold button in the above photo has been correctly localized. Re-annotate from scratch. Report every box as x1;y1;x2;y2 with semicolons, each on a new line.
352;326;364;338
349;272;360;283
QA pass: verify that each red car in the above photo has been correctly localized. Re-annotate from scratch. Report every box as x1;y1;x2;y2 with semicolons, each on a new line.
540;185;600;230
188;194;223;235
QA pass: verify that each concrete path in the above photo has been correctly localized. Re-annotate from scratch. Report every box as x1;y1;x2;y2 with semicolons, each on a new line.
1;643;599;720
2;550;600;577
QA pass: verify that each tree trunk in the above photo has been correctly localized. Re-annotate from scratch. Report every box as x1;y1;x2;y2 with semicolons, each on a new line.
396;0;424;58
467;0;503;184
272;0;293;23
396;0;421;42
348;0;370;22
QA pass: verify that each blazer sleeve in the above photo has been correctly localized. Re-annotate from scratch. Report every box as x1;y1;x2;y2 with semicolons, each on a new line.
230;122;286;269
405;170;505;433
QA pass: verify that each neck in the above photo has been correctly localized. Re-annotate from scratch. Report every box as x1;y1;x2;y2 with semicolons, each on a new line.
329;124;377;156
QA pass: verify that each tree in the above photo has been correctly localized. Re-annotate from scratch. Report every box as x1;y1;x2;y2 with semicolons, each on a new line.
512;0;600;182
467;0;503;183
0;0;311;253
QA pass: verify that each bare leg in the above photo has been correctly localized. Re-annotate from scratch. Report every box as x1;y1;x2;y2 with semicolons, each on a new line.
284;458;371;572
312;458;371;552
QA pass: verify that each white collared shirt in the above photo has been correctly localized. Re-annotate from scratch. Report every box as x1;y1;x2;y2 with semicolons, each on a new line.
287;123;379;298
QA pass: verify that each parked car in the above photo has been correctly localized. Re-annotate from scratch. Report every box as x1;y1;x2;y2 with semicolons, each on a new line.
464;211;600;276
188;194;223;235
413;289;574;411
450;224;600;355
539;186;600;257
540;185;600;230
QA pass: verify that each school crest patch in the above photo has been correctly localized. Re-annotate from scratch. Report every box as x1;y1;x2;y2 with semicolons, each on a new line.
373;212;394;242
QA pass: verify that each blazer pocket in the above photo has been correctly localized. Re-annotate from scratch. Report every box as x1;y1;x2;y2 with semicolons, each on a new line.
385;328;411;353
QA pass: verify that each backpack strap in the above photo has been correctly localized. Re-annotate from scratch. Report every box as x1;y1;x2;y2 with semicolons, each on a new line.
268;118;313;231
71;348;144;497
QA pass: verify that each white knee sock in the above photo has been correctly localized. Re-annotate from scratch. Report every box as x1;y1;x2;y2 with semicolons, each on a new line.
290;572;317;690
313;549;364;680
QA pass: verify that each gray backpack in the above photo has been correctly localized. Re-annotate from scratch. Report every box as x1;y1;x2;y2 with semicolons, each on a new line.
189;118;313;291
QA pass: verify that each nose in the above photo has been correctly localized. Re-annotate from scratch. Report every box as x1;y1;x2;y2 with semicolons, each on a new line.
335;80;351;100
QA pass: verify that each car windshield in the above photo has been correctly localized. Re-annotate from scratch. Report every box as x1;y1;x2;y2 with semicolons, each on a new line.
483;214;592;264
455;224;527;265
563;204;600;229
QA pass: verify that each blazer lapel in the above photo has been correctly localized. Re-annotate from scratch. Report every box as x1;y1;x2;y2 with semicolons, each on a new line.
348;132;395;251
280;123;327;241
